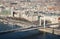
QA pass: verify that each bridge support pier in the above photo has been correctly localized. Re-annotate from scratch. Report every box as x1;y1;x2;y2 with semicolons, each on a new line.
40;17;41;26
38;16;42;26
44;16;46;29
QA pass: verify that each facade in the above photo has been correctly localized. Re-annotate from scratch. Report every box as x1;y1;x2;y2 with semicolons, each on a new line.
0;0;60;26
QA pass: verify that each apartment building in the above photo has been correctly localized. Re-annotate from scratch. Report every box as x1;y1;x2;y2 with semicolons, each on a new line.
0;0;60;24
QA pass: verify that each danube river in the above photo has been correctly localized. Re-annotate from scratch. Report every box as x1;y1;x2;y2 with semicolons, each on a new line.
0;22;60;39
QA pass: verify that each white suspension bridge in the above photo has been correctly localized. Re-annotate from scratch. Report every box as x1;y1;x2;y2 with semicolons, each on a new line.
0;11;60;35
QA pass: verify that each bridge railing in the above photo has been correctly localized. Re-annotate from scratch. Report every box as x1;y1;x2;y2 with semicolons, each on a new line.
0;22;60;34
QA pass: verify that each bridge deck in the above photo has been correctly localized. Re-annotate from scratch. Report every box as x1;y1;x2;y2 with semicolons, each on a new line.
0;26;60;35
0;17;60;35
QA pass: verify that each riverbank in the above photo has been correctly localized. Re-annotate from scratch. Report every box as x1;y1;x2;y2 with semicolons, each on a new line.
0;17;35;28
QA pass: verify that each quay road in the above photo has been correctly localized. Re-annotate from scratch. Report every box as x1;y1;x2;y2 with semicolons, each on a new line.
0;17;34;28
0;17;60;35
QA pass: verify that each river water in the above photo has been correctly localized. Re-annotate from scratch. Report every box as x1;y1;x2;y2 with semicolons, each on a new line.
0;22;60;39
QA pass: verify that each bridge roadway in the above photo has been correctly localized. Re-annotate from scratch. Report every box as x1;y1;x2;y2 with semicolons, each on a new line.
0;17;60;35
0;25;60;35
